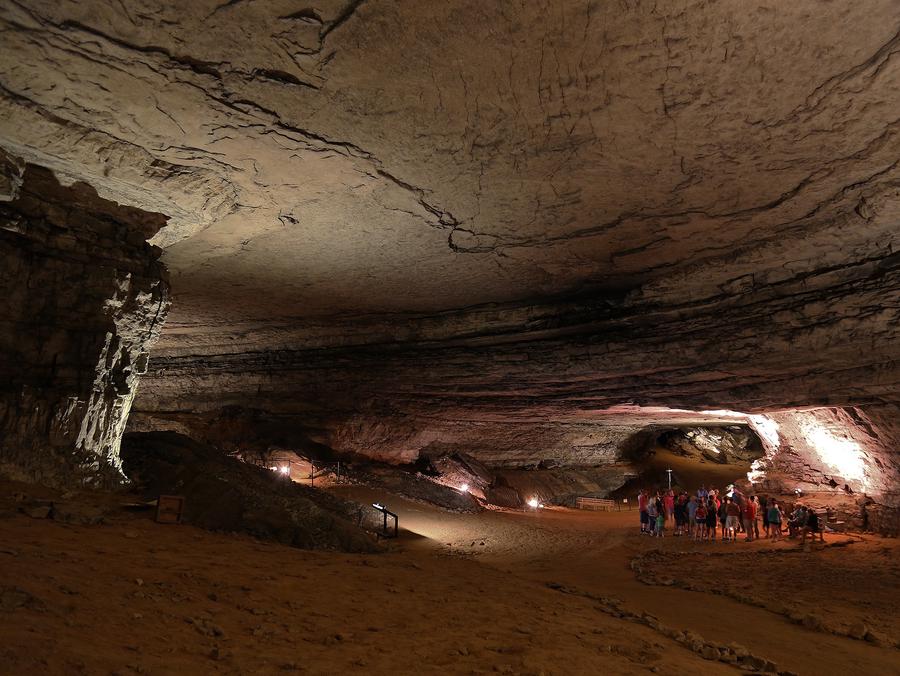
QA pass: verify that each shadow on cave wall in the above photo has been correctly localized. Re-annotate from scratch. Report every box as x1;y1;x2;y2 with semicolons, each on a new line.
128;405;339;465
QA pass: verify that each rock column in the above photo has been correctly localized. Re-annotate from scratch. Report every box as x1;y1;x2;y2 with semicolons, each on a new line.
0;158;170;487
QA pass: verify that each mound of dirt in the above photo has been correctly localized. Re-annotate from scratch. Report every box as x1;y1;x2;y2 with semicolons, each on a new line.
121;432;379;552
351;464;481;513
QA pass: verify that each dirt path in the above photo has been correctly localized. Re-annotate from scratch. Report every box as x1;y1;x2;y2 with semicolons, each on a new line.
0;492;730;676
2;480;897;675
332;486;900;676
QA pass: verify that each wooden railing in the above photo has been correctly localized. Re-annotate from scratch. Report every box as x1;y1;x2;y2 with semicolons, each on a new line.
575;497;617;511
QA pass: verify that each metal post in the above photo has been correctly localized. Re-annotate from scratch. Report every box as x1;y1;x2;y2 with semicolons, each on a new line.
666;468;673;489
310;461;315;487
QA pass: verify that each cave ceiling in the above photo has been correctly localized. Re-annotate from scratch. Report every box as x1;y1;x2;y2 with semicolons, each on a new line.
2;0;898;337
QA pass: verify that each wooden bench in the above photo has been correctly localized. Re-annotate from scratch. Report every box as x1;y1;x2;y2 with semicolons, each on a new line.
575;497;616;511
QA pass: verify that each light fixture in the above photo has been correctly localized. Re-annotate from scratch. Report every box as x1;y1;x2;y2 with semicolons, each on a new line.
279;466;290;475
527;498;539;509
460;483;469;492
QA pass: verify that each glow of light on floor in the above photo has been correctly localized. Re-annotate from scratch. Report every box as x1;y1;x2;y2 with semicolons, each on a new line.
801;422;867;487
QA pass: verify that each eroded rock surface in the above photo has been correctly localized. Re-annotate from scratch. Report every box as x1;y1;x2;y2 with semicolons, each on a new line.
659;427;762;465
0;3;898;529
0;164;169;487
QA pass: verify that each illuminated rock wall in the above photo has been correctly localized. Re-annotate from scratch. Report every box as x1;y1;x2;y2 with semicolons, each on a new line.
0;163;169;487
745;405;900;534
1;1;898;518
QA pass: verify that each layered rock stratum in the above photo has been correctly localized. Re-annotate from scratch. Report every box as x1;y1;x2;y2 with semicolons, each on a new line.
0;1;898;529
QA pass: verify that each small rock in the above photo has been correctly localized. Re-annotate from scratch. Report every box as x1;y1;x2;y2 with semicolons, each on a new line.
132;613;143;620
190;617;224;637
21;505;51;519
135;579;144;586
864;629;887;647
700;645;720;660
124;531;140;539
727;642;750;658
802;613;823;630
0;586;45;612
847;622;868;640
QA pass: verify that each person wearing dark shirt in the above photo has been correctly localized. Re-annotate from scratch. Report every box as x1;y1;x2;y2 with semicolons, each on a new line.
802;507;824;546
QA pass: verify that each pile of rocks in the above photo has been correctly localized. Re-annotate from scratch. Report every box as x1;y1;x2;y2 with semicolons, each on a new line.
660;426;762;465
121;432;379;552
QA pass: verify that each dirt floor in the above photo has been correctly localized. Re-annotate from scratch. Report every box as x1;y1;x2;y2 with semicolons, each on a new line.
1;478;899;675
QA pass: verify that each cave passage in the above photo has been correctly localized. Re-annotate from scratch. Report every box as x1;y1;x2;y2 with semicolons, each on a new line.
1;1;899;674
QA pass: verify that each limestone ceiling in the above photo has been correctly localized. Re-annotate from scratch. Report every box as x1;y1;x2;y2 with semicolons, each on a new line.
1;0;898;327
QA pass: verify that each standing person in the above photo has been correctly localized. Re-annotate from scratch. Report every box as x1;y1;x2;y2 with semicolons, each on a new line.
741;496;757;542
761;496;771;538
768;500;784;541
697;484;708;502
647;495;658;536
751;496;761;540
706;496;718;542
674;493;687;536
802;507;825;547
694;498;707;541
655;501;665;538
725;497;742;542
638;489;649;534
687;495;698;538
717;497;728;542
664;489;675;524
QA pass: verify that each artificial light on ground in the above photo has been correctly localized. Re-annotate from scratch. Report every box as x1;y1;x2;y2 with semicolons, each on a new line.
527;498;539;509
279;466;290;475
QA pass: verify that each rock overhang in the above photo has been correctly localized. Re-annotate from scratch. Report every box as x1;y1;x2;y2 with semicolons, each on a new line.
0;1;898;530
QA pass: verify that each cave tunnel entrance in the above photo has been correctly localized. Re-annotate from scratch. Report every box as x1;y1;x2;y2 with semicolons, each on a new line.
614;424;766;497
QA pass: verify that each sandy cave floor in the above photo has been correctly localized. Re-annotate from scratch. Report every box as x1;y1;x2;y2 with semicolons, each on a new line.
0;480;899;676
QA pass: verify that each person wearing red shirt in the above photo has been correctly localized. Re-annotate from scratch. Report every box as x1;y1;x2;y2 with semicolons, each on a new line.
742;497;758;542
638;489;649;534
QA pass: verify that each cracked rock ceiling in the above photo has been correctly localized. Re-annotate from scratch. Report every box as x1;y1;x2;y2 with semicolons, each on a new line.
1;0;898;351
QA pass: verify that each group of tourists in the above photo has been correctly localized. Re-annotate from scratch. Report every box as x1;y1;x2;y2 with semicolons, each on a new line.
637;485;825;544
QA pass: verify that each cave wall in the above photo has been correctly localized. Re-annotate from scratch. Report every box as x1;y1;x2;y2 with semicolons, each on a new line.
0;159;170;487
0;0;897;528
746;404;900;534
